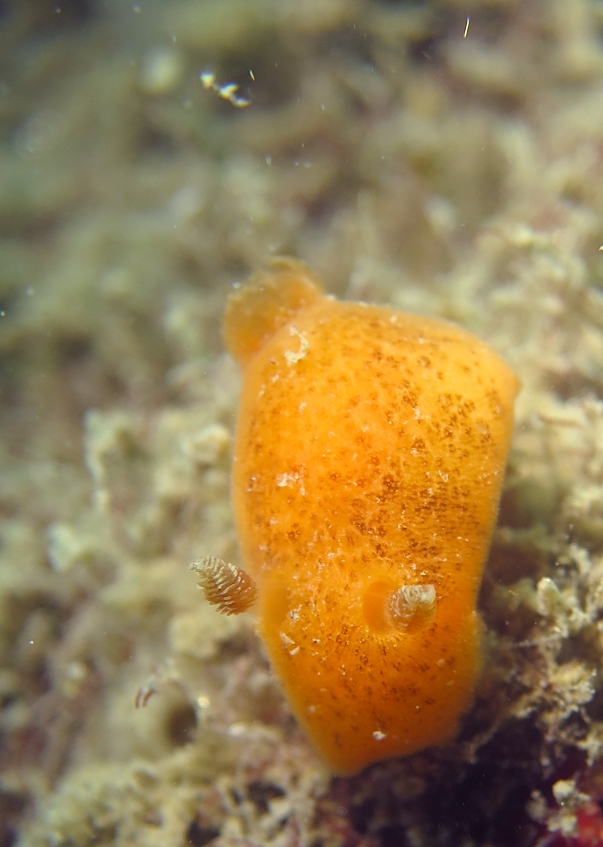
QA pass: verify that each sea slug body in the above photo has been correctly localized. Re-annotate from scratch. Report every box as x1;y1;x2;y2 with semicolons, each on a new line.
194;258;518;775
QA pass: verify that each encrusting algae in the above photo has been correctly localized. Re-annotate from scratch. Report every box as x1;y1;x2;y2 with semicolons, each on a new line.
194;258;518;775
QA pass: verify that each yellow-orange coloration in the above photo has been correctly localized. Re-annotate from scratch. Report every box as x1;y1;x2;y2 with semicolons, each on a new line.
222;258;518;775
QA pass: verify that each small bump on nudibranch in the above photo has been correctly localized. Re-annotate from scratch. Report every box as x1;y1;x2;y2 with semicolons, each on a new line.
222;258;323;367
190;557;257;615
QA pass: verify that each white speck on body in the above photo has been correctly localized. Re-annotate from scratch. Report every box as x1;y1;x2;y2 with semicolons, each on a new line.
280;632;295;647
284;326;309;365
276;471;306;496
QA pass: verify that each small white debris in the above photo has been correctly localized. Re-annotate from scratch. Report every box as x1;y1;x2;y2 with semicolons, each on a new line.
284;326;309;365
373;730;386;741
552;779;577;805
200;70;250;108
535;576;567;618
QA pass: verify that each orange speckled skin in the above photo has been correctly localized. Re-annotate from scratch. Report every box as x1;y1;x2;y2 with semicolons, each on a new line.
225;261;518;775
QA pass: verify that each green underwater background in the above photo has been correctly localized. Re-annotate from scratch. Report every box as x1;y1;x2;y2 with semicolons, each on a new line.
3;1;603;845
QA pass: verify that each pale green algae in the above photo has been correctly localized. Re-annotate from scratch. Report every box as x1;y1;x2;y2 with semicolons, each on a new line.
3;1;603;845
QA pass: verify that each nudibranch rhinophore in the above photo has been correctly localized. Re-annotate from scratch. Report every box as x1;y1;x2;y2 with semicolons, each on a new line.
193;258;518;775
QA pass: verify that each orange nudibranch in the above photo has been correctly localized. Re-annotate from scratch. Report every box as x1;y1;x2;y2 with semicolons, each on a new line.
195;258;518;775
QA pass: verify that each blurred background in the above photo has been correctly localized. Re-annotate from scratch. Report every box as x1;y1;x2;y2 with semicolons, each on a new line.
3;2;603;845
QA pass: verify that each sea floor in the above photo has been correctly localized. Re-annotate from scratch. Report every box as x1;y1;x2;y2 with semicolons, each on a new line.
3;2;603;845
